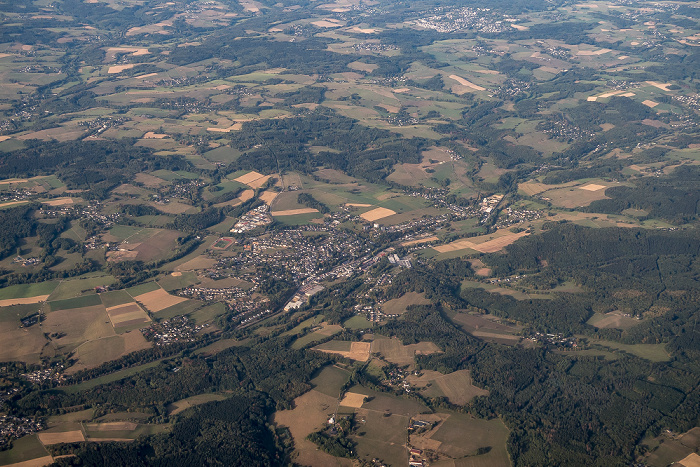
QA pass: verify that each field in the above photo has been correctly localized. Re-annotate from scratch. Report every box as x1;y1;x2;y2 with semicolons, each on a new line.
132;287;188;313
0;435;50;466
37;430;85;445
643;428;700;467
0;306;48;364
381;292;430;315
587;311;641;330
590;340;670;362
67;331;151;373
274;389;353;467
339;392;366;408
47;275;116;301
314;340;371;361
411;412;510;466
450;312;522;344
106;303;151;328
311;365;351;397
370;336;441;367
166;394;228;415
433;229;530;254
0;281;59;302
60;360;164;394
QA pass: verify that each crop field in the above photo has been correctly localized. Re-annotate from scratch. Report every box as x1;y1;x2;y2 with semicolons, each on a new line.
342;315;373;330
381;292;430;315
157;271;200;292
643;427;700;467
106;303;150;328
353;410;409;466
132;287;188;313
48;294;102;311
434;229;530;254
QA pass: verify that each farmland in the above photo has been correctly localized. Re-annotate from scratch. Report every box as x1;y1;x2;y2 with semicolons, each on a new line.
0;0;698;463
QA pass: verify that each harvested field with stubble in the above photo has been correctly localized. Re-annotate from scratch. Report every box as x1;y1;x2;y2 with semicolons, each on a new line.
133;288;187;313
314;341;371;361
43;304;114;347
107;303;150;327
271;208;319;216
339;392;366;408
0;296;50;307
434;230;530;254
360;207;396;221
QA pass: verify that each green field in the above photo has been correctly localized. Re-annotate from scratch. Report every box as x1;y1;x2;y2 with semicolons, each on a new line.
48;275;116;301
126;282;161;296
61;360;164;394
0;281;59;300
48;294;103;311
0;435;50;465
310;365;351;397
343;315;374;330
99;290;134;308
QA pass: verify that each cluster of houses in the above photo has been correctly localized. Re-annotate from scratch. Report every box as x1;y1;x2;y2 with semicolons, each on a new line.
141;316;210;346
230;205;272;233
0;415;42;449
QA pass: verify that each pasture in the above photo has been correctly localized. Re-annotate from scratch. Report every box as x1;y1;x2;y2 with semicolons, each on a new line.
311;365;351;397
0;435;50;466
274;389;353;467
587;311;641;329
313;340;371;361
370;336;441;367
381;292;430;315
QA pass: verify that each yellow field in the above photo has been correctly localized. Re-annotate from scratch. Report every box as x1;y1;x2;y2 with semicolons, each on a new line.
643;100;659;108
234;171;265;185
434;230;530;254
107;64;135;74
360;207;396;221
258;191;278;205
339;392;366;408
580;183;606;191
271;208;318;216
133;288;187;313
448;74;486;91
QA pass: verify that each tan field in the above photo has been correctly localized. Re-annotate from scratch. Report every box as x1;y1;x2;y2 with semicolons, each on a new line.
0;136;12;142
645;81;673;91
360;207;396;221
0;201;29;209
339;392;366;408
143;132;168;139
106;47;150;57
643;100;659;108
0;177;29;184
271;208;318;216
349;26;377;33
316;341;371;361
134;173;166;187
346;203;372;207
312;20;343;28
85;422;138;431
235;171;264;184
448;74;486;91
246;175;272;189
107;64;135;74
207;123;242;132
259;191;278;205
0;295;49;306
580;184;606;191
577;48;611;55
133;288;187;313
42;198;74;206
38;430;86;445
434;230;530;254
401;236;438;246
679;453;700;467
238;189;255;201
